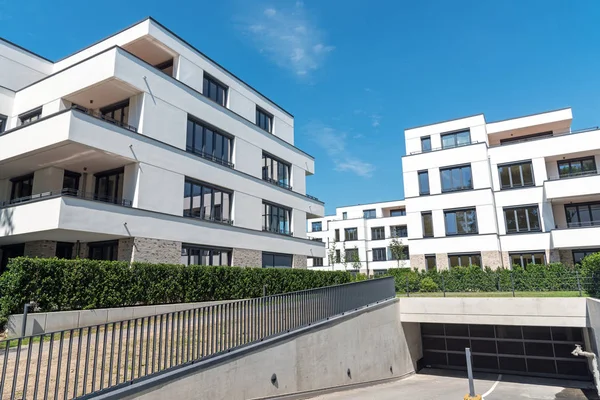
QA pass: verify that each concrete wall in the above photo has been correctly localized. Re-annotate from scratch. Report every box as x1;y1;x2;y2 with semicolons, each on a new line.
586;298;600;357
99;299;418;400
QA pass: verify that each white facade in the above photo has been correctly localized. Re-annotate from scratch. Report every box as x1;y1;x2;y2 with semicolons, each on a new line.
307;200;410;275
0;17;324;270
402;107;600;270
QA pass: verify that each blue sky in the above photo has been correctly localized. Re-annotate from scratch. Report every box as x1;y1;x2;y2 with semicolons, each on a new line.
2;1;600;214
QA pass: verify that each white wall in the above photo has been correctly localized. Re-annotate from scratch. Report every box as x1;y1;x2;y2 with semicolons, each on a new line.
0;40;52;91
32;167;63;194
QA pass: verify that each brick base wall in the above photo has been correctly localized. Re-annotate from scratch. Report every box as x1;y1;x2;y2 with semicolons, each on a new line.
410;254;425;270
559;249;575;268
118;237;182;264
24;241;57;258
435;253;449;270
232;248;262;267
482;251;502;269
293;254;307;269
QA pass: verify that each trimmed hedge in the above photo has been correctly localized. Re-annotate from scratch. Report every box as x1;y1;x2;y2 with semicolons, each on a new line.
0;258;354;328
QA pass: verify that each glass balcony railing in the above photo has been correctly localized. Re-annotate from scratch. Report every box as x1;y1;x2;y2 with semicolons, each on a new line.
0;188;133;208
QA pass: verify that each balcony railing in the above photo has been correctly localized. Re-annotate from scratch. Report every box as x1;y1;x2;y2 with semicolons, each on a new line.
548;170;599;181
567;221;600;229
410;140;479;155
489;126;600;148
186;147;235;169
306;194;320;201
184;211;234;225
71;104;137;133
262;176;292;190
262;224;292;236
0;188;133;208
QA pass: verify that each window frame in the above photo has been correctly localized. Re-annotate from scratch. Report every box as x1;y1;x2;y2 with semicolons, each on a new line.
422;212;434;238
440;129;471;149
371;226;385;240
311;257;324;267
334;229;340;242
498;160;535;190
311;221;322;232
342;212;348;220
262;201;292;235
262;152;291;189
448;253;481;268
425;255;436;271
335;249;341;263
391;246;409;260
100;100;130;126
557;157;597;179
391;225;408;238
372;247;387;262
344;227;358;241
18;107;42;126
564;202;600;228
94;167;125;204
363;209;376;219
256;107;273;133
88;240;119;261
440;164;473;193
187;116;234;167
503;205;541;234
181;244;232;266
10;173;34;201
0;114;7;133
202;73;228;107
184;178;233;224
390;208;406;217
262;252;293;268
444;207;479;236
345;248;359;262
421;136;432;152
418;170;430;195
573;248;600;265
510;252;546;268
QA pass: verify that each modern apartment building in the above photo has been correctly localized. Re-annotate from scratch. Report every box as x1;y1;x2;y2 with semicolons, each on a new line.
0;17;325;272
402;107;600;270
307;200;410;275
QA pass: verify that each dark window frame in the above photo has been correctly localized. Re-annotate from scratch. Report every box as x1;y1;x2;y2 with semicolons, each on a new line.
371;226;385;240
500;131;552;145
344;227;358;241
311;257;324;267
203;73;228;107
444;207;478;236
55;242;74;259
448;252;481;268
498;161;535;190
187;116;234;167
184;178;233;224
256;107;273;133
510;252;546;268
391;246;409;260
345;248;359;262
372;247;387;262
181;244;232;266
342;212;348;220
422;212;434;238
440;164;473;193
0;114;7;133
564;202;600;228
100;100;130;126
262;152;291;189
557;156;597;179
19;107;42;125
390;209;406;217
262;252;293;268
391;225;408;238
441;129;471;149
334;229;340;242
154;59;174;76
503;205;541;234
94;167;125;204
335;249;341;263
573;248;600;265
263;201;292;235
10;173;34;201
363;209;376;219
312;221;322;232
88;240;119;261
425;255;436;271
418;170;430;195
63;170;81;194
421;136;432;152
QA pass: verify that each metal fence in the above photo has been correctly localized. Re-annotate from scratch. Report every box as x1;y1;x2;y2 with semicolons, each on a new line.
0;277;395;400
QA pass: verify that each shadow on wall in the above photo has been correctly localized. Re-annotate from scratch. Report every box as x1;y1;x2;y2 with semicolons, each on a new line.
1;208;14;235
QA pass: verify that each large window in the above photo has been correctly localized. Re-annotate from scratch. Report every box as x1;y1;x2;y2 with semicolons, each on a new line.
373;248;387;262
510;252;546;268
63;170;80;194
203;74;228;106
363;209;376;219
94;168;124;204
334;229;340;242
444;208;478;235
573;249;600;265
391;246;409;260
345;227;358;241
342;212;348;220
262;153;291;189
10;174;34;201
449;253;481;268
504;206;541;233
565;202;600;228
421;136;432;152
345;248;359;262
418;171;430;195
263;202;291;235
312;221;322;232
422;212;434;237
0;244;24;273
311;257;324;267
56;242;74;259
181;245;231;266
371;227;385;240
88;241;118;261
390;209;406;216
425;255;436;271
100;100;129;127
499;161;534;189
256;107;273;133
0;114;6;133
19;107;42;125
558;157;597;179
391;225;408;238
184;179;232;223
262;252;292;268
335;249;341;263
441;130;471;149
186;117;233;166
441;165;472;192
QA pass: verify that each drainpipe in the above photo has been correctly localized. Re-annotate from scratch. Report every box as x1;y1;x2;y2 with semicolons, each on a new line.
572;345;600;398
487;154;505;269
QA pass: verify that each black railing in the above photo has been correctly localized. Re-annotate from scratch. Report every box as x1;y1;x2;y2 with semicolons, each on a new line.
0;188;133;208
0;278;395;400
567;221;600;229
262;177;292;190
306;194;320;201
410;140;478;155
184;212;233;225
262;224;292;236
489;126;600;148
71;105;137;133
548;170;599;181
186;147;235;169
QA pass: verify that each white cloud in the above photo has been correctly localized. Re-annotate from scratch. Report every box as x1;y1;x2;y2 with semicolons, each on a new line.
371;114;381;128
239;3;334;77
306;122;375;178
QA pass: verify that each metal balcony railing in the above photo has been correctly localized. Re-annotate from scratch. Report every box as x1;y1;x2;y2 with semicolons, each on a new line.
0;188;133;208
548;170;599;181
410;140;478;155
262;177;292;190
262;223;292;236
71;105;137;133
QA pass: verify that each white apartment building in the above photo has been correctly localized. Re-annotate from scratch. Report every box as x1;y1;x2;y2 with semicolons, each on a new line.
0;17;325;272
307;200;410;275
402;107;600;270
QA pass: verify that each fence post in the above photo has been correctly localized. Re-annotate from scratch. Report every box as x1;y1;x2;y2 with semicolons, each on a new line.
406;278;410;297
21;302;31;337
442;275;446;297
577;270;582;297
510;271;515;297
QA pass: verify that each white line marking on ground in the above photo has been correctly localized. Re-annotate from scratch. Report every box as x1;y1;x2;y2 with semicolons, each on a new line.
482;374;502;399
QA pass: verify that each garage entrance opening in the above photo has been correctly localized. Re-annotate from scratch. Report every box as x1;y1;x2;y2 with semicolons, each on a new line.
421;323;589;380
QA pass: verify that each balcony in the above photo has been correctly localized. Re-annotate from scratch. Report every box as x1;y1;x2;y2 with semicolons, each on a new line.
409;140;479;155
0;189;132;209
552;226;600;248
262;225;292;236
262;176;292;191
544;173;600;200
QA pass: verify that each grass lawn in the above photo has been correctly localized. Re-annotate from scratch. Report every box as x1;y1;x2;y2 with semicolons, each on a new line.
396;290;585;298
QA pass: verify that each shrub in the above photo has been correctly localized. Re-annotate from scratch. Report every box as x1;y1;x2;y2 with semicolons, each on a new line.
582;252;600;297
0;258;354;329
419;277;439;292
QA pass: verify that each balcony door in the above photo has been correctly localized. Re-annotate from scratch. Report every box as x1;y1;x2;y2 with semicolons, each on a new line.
63;170;81;195
94;168;124;204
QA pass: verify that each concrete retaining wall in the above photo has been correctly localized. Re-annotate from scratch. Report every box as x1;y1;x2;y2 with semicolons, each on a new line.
6;300;235;337
96;299;418;400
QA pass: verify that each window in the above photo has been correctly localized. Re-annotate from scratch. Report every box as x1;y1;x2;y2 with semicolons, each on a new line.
345;248;359;262
311;257;323;267
181;245;232;266
363;209;376;219
94;168;124;204
203;74;228;106
184;179;232;223
0;114;6;133
504;206;541;233
335;249;341;263
262;252;293;268
186;117;233;166
565;202;600;228
418;171;430;195
154;59;174;76
510;252;546;268
263;202;291;235
373;269;387;277
422;212;433;237
88;241;118;261
56;242;74;259
19;107;42;125
448;253;481;268
334;229;340;242
390;209;406;217
312;221;322;232
0;244;24;274
498;161;534;189
256;107;273;133
342;212;348;220
425;255;436;271
441;129;471;149
421;136;432;152
500;131;552;145
573;249;600;264
63;170;80;194
10;174;34;201
391;225;408;238
345;227;358;241
391;246;409;260
440;165;472;192
100;100;129;127
444;208;478;235
558;157;597;179
371;227;385;240
373;248;387;262
262;153;291;189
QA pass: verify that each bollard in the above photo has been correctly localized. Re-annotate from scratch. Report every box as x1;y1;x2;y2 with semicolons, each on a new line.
464;348;482;400
21;302;32;338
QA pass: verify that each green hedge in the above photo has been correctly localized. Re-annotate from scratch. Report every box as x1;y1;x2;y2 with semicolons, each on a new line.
0;258;355;328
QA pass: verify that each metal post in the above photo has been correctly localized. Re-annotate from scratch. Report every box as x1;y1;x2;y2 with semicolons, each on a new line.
263;284;268;297
21;302;31;337
406;278;410;297
510;271;515;297
465;347;475;397
442;275;446;297
577;270;582;297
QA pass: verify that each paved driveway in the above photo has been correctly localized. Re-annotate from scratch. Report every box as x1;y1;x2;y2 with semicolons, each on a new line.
309;369;598;400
